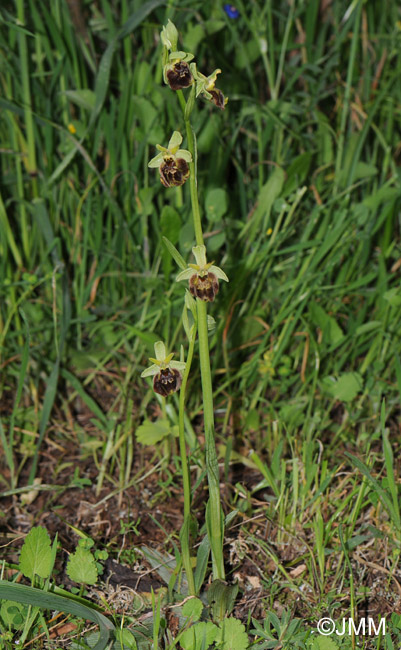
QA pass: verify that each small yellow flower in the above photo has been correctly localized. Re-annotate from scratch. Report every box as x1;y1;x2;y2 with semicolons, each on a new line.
67;123;77;134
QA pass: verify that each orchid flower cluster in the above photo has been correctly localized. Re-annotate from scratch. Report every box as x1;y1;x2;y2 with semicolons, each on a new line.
148;21;227;193
142;20;229;397
161;20;228;109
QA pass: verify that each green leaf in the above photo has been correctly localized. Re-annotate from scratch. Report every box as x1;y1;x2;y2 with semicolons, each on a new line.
89;0;165;128
135;419;175;446
355;321;382;336
162;236;187;270
161;207;181;245
182;597;204;622
205;188;228;222
207;579;238;621
0;600;26;630
67;546;98;585
384;288;401;307
0;581;114;650
309;302;344;345
63;89;96;111
242;167;285;241
321;372;363;402
311;636;339;650
217;618;249;650
19;526;52;580
180;621;219;650
283;152;312;196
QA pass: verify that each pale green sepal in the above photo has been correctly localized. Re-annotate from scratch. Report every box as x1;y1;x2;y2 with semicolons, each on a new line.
176;149;192;162
148;153;164;168
176;268;194;282
169;51;187;60
141;365;159;378
210;265;229;282
169;51;194;63
154;341;166;360
192;245;207;267
170;361;186;371
168;131;183;151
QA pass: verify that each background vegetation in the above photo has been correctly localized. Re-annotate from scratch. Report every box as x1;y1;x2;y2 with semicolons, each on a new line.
1;0;401;647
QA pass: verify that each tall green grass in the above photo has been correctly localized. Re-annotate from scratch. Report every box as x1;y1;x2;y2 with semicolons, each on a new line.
0;0;400;548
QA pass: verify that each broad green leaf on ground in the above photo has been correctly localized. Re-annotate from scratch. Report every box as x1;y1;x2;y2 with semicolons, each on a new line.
217;618;249;650
0;600;26;630
182;597;204;622
135;419;177;446
309;301;344;345
321;372;363;402
67;546;98;585
180;621;219;650
19;526;52;580
308;635;339;650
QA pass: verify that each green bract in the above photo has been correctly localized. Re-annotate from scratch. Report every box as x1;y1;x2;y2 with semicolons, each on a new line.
141;341;186;378
176;245;229;282
160;20;178;50
148;131;192;168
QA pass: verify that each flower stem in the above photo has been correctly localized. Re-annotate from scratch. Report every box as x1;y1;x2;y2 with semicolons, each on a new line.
178;328;197;595
178;89;225;581
197;301;225;580
177;90;203;247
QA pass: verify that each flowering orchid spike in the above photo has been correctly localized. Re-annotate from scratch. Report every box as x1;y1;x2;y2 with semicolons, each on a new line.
176;245;228;302
141;341;186;397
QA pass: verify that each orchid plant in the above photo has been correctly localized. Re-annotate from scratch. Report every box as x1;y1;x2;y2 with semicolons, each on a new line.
142;19;229;598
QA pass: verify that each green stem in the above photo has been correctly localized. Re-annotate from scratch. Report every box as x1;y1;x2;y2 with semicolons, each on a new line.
177;90;203;246
197;301;225;580
178;329;197;595
178;89;225;581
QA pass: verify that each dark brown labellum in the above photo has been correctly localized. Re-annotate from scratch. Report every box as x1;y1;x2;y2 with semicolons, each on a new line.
210;89;226;110
153;368;182;396
166;61;193;90
189;272;219;302
159;157;190;188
